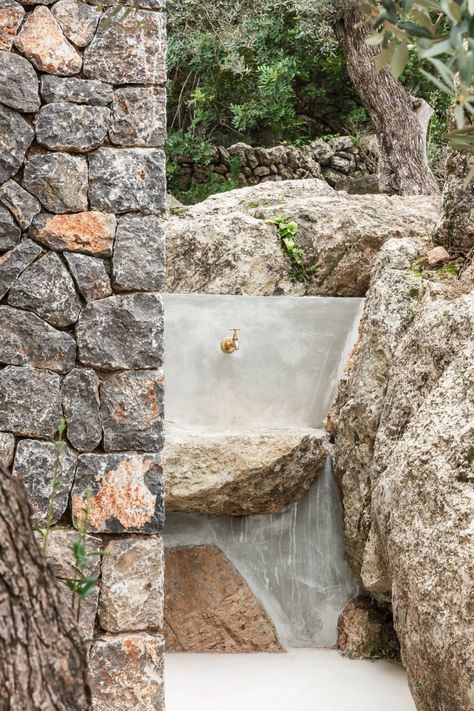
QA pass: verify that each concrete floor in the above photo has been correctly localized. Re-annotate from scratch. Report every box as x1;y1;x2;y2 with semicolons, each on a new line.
165;649;416;711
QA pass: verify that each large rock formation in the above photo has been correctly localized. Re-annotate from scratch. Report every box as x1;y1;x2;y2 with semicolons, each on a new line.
329;238;474;710
164;426;328;515
164;545;281;652
165;179;439;296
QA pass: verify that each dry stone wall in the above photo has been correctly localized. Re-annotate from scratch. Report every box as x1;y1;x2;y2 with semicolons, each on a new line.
175;136;378;193
0;0;166;708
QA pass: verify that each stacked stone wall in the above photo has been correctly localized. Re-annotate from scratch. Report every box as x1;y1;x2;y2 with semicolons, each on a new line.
0;0;167;708
175;136;378;192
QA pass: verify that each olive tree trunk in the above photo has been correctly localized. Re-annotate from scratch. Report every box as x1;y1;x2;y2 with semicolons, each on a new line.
0;465;91;711
333;3;439;196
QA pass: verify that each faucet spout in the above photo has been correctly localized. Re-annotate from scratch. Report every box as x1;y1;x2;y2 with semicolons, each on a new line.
221;328;240;354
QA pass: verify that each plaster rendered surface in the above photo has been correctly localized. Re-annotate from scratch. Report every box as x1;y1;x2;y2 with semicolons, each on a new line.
164;460;358;648
163;294;363;430
165;649;416;711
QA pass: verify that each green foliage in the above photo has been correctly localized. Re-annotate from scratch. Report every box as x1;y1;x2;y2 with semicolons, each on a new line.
167;0;361;150
266;215;315;282
361;0;474;156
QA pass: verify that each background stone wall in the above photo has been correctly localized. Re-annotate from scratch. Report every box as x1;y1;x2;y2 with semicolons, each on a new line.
174;136;378;193
0;1;167;708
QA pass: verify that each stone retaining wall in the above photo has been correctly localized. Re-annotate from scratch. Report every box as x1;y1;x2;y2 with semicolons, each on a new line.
0;1;166;708
175;136;378;192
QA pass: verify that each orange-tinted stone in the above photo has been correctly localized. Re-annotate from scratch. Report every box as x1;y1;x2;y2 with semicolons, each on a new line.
30;211;116;256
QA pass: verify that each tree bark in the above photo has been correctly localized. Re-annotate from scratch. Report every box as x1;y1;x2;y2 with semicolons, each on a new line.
333;4;439;196
0;465;91;711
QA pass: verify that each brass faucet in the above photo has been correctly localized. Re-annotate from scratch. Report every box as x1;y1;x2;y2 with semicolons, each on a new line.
220;328;240;354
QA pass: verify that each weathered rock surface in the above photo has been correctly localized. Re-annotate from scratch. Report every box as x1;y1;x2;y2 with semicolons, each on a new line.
51;0;100;47
36;102;110;153
0;179;41;230
14;6;82;75
0;432;15;467
109;86;166;147
112;214;165;291
64;251;112;301
29;211;116;256
0;50;40;112
0;238;43;299
0;205;20;250
89;633;165;711
434;141;474;252
0;104;34;183
100;370;164;453
0;0;24;51
0;365;61;437
164;179;439;296
88;147;166;214
61;368;102;451
41;75;113;106
99;536;164;633
331;240;474;710
337;597;399;659
165;426;328;515
13;439;77;525
164;545;281;652
83;8;166;85
327;238;426;578
0;305;76;373
8;251;81;327
76;293;164;370
40;528;101;639
23;152;88;213
72;452;164;533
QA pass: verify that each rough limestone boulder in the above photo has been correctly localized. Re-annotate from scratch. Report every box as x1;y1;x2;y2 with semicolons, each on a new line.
329;238;474;710
165;179;439;296
164;426;328;515
164;545;281;652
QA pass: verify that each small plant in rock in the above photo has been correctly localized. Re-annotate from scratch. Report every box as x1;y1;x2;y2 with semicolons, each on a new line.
37;420;102;642
266;215;315;283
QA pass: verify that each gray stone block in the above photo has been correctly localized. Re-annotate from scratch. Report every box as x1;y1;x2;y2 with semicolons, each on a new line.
0;180;41;231
0;305;76;373
88;147;166;214
36;102;110;153
100;370;164;453
62;368;102;452
76;293;164;370
64;251;112;301
23;152;88;214
40;75;113;107
0;238;43;299
0;50;40;112
0;365;62;438
112;214;165;292
0;104;34;183
83;9;166;85
8;251;81;327
51;0;100;47
109;86;166;147
13;439;77;526
0;205;20;251
0;432;15;468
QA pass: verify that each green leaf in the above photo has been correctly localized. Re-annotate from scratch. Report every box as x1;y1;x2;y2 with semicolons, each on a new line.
391;41;409;78
429;58;455;91
419;68;455;95
366;32;385;45
398;21;434;38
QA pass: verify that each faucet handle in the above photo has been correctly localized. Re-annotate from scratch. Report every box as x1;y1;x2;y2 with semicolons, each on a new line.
231;328;240;336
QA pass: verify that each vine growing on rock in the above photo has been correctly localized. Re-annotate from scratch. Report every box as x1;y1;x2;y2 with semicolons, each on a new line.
267;215;315;282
